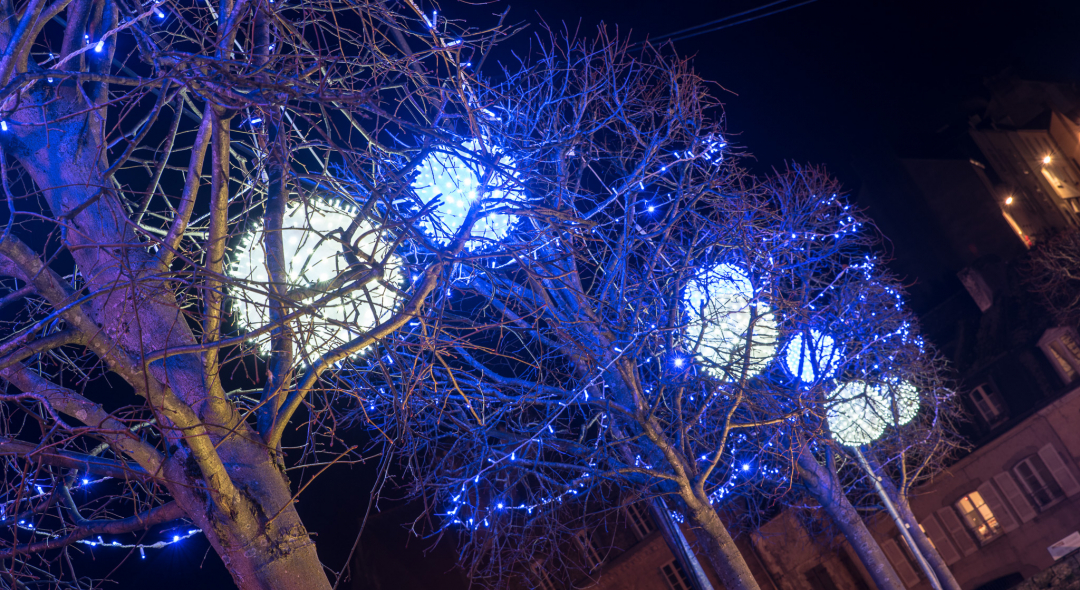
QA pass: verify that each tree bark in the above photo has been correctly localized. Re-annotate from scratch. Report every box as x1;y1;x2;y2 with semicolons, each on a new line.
1;80;335;590
683;491;763;590
881;477;962;590
796;446;906;590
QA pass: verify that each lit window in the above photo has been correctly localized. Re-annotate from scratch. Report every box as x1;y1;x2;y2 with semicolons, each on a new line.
1040;167;1080;199
969;385;1006;425
625;502;656;540
1013;456;1065;509
1039;328;1080;384
661;560;693;590
954;492;1002;544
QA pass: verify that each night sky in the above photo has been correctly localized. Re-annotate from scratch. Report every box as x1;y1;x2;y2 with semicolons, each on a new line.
94;1;1079;588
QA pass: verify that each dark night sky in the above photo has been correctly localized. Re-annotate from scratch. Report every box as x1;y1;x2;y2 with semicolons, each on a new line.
493;0;1080;185
101;1;1080;588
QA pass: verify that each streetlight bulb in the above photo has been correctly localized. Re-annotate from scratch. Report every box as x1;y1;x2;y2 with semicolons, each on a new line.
412;139;525;249
1043;155;1053;165
1005;196;1014;205
228;198;404;361
784;329;841;384
684;263;778;378
828;379;921;446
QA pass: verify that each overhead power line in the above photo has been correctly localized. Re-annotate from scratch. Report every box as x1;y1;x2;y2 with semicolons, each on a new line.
643;0;820;45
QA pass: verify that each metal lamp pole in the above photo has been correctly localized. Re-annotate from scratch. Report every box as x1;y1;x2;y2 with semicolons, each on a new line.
851;446;942;590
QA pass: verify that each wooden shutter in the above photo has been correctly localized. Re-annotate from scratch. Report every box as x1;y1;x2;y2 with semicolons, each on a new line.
977;480;1018;532
1038;444;1080;497
993;471;1037;522
881;538;921;587
920;516;961;565
936;507;978;556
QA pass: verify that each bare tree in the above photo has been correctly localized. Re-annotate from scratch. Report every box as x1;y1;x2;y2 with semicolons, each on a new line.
355;31;959;590
0;0;513;587
1025;229;1080;327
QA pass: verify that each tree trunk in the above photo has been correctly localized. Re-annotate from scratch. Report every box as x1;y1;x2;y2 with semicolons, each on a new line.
881;477;962;590
796;446;906;590
3;82;335;590
683;492;763;590
162;436;332;590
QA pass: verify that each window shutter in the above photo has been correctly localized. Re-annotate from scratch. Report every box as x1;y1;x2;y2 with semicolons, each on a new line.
936;507;978;556
993;471;1037;522
881;538;921;587
1038;444;1080;497
976;480;1019;532
920;516;961;565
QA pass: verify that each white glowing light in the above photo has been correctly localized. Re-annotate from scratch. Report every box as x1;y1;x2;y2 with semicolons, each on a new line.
684;263;778;378
784;329;841;383
827;381;888;446
412;139;524;249
1043;155;1053;165
228;198;403;361
828;379;920;445
884;379;920;426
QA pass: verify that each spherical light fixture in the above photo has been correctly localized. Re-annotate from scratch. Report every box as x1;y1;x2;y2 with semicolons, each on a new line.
784;329;841;384
412;139;524;249
228;198;403;361
885;379;920;426
684;263;778;378
828;379;921;446
827;380;888;446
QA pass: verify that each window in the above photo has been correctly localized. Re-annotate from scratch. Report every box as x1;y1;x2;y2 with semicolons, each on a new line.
1013;455;1065;509
969;385;1006;425
625;501;656;540
660;560;693;590
531;561;558;590
880;538;920;587
805;564;840;590
575;530;603;569
1039;328;1080;384
954;492;1003;544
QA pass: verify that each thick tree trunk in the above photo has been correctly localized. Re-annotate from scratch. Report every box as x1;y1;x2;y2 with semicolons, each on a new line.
3;83;335;590
683;492;763;590
881;477;962;590
796;446;906;590
162;436;332;590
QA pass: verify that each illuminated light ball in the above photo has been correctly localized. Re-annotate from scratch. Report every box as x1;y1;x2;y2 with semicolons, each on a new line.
228;198;403;361
684;263;778;378
827;380;889;446
884;379;920;426
784;329;841;384
412;139;524;249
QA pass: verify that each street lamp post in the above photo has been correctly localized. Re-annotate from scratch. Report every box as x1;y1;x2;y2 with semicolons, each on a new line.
828;379;943;590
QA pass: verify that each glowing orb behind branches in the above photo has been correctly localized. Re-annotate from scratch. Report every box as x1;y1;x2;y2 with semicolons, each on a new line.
885;379;920;426
785;329;842;384
684;263;778;378
228;198;403;361
827;380;888;446
828;379;921;445
412;139;524;249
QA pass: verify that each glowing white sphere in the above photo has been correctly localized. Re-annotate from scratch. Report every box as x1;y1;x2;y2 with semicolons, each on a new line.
885;379;920;426
785;329;841;383
827;380;889;446
228;198;403;361
828;379;921;445
412;139;524;249
684;264;778;378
